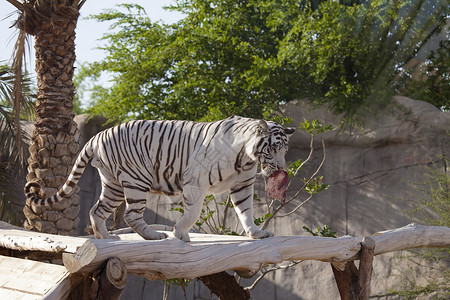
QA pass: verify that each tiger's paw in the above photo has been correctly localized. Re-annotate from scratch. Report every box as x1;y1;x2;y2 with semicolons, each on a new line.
153;232;169;240
142;229;168;240
249;229;274;239
105;233;121;240
91;226;119;240
173;230;190;242
93;230;120;240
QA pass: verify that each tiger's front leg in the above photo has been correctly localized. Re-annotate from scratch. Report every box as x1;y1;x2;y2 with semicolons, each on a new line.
174;185;206;242
230;181;273;239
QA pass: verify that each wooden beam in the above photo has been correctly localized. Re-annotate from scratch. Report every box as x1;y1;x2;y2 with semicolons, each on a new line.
0;227;87;253
62;234;362;278
372;223;450;255
0;223;448;286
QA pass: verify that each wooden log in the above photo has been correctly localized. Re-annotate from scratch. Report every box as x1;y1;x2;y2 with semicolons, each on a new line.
0;228;87;253
357;237;375;300
62;235;362;279
372;223;450;255
0;223;448;286
96;257;127;300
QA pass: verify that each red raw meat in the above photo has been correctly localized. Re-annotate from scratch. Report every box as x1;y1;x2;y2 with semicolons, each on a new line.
265;169;289;203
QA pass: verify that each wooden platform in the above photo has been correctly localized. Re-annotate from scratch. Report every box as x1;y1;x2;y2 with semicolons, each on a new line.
0;256;70;300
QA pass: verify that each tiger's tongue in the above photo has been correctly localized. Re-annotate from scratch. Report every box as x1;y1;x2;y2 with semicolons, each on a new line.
265;169;288;203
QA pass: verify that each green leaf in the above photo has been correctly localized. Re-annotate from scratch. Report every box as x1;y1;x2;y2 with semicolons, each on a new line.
287;159;303;177
304;176;329;195
169;207;184;214
303;225;336;238
254;213;273;226
299;119;334;136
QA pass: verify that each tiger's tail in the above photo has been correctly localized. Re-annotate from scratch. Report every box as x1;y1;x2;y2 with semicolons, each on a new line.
25;140;94;209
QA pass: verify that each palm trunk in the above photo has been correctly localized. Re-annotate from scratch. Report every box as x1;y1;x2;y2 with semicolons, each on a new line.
20;2;81;236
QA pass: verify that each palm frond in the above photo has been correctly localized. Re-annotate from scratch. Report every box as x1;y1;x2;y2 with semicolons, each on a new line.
0;62;34;225
5;0;24;12
12;30;25;161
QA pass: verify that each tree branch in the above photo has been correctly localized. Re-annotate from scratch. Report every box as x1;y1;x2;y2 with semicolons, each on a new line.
244;261;303;291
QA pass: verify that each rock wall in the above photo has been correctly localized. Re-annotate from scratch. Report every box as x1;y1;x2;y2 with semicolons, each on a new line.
26;96;448;299
284;96;448;236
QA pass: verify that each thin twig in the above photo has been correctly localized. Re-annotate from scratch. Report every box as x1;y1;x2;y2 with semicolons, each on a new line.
287;139;327;203
222;196;231;230
203;209;217;234
244;261;303;291
294;135;315;177
277;194;314;218
213;196;221;231
206;204;218;231
285;135;315;191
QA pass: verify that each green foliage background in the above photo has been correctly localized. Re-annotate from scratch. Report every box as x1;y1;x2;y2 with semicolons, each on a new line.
76;0;448;124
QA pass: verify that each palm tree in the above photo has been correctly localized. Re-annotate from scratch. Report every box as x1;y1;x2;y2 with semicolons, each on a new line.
7;0;86;235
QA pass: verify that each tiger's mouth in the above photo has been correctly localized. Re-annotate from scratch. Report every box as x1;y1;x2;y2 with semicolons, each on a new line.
260;164;275;178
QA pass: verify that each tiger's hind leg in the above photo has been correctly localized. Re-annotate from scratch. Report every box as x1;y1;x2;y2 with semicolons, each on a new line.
90;178;125;239
123;187;168;240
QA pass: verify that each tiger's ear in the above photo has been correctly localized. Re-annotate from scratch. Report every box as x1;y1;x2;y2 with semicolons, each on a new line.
257;120;269;136
283;127;295;136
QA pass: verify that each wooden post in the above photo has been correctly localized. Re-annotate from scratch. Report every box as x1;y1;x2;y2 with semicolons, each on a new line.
96;257;127;300
358;237;375;299
66;273;98;300
331;261;359;300
331;236;376;300
199;271;250;300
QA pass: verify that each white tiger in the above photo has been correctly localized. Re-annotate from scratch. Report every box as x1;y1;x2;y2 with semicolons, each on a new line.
25;116;295;242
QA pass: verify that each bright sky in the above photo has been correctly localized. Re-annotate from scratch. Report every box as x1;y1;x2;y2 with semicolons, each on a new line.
0;0;183;70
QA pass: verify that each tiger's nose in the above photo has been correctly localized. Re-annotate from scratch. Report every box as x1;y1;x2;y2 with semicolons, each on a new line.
277;163;286;170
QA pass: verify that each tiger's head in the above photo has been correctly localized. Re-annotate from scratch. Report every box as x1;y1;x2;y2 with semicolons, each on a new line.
256;121;295;177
